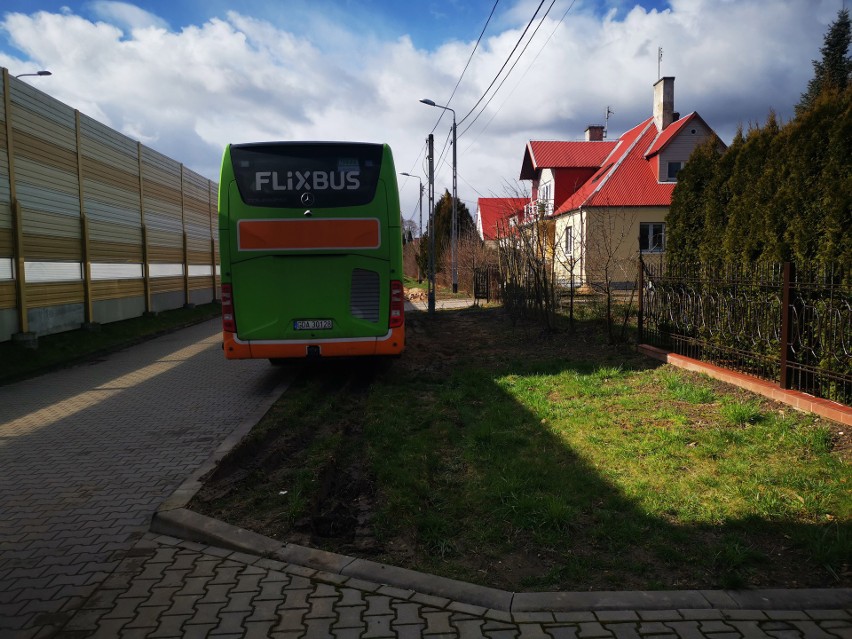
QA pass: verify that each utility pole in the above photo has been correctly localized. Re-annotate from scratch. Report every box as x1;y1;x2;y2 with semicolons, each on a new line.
427;134;436;315
419;99;457;295
416;180;424;283
451;116;458;294
658;46;663;80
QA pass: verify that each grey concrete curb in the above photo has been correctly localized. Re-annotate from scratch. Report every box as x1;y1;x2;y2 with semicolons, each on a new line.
152;508;852;613
150;345;852;615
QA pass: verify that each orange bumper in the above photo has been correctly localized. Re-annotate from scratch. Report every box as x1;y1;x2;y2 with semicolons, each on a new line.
223;326;405;359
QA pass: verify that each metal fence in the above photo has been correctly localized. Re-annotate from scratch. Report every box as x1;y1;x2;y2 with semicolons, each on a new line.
639;259;852;405
473;265;501;303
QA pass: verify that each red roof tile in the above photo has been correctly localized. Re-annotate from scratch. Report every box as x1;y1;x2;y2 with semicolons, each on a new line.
520;140;618;180
555;117;675;213
477;197;527;241
645;112;697;158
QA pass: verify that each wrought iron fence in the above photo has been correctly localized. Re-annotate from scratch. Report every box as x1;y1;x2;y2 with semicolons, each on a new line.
473;265;501;303
639;260;851;405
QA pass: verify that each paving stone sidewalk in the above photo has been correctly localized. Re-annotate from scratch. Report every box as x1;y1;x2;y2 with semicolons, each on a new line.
0;320;289;638
56;533;852;638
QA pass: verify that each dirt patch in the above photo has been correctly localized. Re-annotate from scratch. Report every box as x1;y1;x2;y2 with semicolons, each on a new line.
193;359;386;556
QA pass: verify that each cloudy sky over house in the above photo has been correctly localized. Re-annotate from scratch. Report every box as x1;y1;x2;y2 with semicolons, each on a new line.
0;0;841;228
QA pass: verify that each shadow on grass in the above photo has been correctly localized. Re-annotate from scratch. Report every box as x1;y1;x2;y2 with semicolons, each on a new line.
192;305;851;592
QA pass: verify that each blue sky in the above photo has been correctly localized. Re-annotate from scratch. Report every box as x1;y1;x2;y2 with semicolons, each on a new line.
1;0;676;52
0;0;844;224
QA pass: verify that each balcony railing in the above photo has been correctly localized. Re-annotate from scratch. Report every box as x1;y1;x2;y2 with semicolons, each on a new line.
524;199;553;220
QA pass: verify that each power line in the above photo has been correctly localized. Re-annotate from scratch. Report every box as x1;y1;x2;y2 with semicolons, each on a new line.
458;0;546;125
432;125;454;184
459;0;557;138
429;0;501;135
461;0;578;150
403;138;429;189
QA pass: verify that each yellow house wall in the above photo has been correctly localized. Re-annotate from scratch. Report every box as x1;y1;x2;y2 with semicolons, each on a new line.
553;206;668;288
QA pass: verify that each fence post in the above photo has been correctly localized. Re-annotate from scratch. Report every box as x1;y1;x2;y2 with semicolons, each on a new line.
3;70;30;338
180;164;191;308
137;143;152;314
75;110;96;328
209;179;218;302
11;200;28;335
637;257;644;344
779;261;794;389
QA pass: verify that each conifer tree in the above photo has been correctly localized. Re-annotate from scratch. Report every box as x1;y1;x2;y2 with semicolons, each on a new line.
665;11;851;272
698;128;743;264
417;189;475;274
666;135;723;266
796;8;851;116
786;86;852;268
723;113;781;265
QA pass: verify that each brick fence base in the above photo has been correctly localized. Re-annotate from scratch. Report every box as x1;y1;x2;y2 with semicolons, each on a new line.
638;344;852;427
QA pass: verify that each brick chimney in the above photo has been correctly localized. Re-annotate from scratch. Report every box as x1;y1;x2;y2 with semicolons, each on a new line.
653;76;675;131
585;125;605;141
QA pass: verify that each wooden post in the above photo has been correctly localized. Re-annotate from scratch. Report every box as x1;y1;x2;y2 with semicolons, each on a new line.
3;69;29;336
75;110;95;326
637;256;644;344
779;261;794;389
180;164;191;307
137;143;151;313
209;179;217;302
11;201;27;334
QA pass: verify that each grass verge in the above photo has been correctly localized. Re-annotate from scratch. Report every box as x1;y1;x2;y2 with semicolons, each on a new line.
192;307;851;592
0;303;221;385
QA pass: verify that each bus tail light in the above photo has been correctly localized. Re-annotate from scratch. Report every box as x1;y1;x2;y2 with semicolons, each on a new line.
221;284;237;333
389;280;404;328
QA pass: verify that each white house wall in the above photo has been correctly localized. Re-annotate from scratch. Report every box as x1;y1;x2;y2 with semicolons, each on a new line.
538;168;555;212
657;120;711;182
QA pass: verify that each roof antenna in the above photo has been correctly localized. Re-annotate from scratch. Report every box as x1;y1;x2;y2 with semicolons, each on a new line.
604;106;614;139
658;46;663;80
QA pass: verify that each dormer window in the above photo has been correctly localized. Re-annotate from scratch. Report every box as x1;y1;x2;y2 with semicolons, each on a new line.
667;161;683;181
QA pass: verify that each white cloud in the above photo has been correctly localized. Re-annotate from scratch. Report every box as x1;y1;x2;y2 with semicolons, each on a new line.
0;1;839;223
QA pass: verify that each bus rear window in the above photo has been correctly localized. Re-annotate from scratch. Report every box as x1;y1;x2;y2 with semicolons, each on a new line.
230;143;384;208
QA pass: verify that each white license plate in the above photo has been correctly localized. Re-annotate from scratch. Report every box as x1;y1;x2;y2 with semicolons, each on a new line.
294;319;333;330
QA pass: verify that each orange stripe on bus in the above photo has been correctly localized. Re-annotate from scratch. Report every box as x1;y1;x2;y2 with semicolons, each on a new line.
238;218;380;251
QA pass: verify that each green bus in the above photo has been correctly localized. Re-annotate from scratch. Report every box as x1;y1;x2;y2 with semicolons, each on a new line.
218;141;405;360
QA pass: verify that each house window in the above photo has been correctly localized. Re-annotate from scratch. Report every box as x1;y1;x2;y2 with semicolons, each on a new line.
564;226;573;256
640;223;666;253
667;161;683;180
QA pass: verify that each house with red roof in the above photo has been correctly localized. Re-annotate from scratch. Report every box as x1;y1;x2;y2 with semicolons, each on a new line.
475;197;528;248
519;77;723;288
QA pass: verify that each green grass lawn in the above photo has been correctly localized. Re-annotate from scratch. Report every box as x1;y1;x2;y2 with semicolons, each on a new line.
192;306;851;592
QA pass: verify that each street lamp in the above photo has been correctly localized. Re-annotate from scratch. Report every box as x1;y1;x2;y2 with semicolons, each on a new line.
15;70;52;79
400;172;425;283
419;98;458;293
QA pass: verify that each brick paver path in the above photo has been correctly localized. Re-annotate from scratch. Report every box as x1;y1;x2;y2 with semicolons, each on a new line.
57;534;852;639
0;320;287;637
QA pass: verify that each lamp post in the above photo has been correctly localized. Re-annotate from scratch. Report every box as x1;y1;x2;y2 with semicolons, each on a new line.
400;172;424;283
15;70;52;79
419;98;458;293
